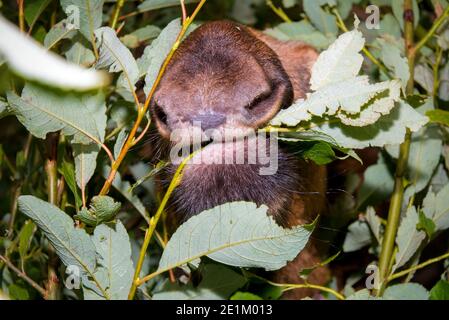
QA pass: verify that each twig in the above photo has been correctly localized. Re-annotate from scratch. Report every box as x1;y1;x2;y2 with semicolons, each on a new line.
128;153;195;299
99;0;208;196
432;46;443;98
110;0;125;29
266;0;292;23
0;255;47;298
17;0;25;32
388;251;449;282
180;0;187;24
414;5;449;55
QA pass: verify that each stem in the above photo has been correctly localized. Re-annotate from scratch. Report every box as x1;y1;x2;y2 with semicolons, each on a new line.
0;255;47;298
266;0;292;23
414;5;449;54
432;47;443;98
388;251;449;282
128;154;194;300
99;0;208;196
180;0;187;24
109;0;125;29
333;8;390;77
17;0;25;32
45;133;59;206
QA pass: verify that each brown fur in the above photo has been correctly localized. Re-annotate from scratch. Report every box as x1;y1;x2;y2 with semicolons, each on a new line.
150;20;329;299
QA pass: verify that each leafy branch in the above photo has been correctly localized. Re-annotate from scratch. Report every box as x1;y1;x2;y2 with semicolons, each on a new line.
377;1;449;295
99;0;207;196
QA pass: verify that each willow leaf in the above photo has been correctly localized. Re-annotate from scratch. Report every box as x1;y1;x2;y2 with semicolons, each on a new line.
158;202;315;273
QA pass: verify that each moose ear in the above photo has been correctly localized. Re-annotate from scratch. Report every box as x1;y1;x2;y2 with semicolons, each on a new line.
249;29;318;100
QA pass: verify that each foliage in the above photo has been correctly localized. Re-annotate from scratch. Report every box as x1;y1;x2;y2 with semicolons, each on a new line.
0;0;449;301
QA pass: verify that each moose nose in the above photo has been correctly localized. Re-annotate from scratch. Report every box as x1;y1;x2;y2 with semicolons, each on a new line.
191;112;226;131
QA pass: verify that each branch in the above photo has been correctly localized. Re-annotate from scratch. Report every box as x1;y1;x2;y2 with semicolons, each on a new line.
377;0;415;296
0;255;47;298
99;0;208;196
109;0;125;29
388;251;449;282
414;5;449;54
128;153;195;299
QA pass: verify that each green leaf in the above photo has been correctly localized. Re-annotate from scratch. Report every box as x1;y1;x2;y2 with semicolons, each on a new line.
74;196;121;226
24;0;51;31
18;220;36;264
44;19;77;49
303;0;338;37
231;292;263;300
264;21;335;50
8;284;29;300
153;264;246;300
65;42;95;67
302;142;336;165
60;0;104;43
378;37;410;92
0;15;107;90
383;283;428;300
114;129;128;160
430;280;449;300
17;195;109;298
158;202;315;273
95;27;139;94
102;166;149;223
415;64;434;93
141;19;182;95
343;219;372;252
120;25;161;49
392;206;426;272
422;184;449;232
417;210;436;238
427;109;449;127
138;0;200;12
58;159;82;209
7;84;105;145
299;251;340;279
86;221;134;300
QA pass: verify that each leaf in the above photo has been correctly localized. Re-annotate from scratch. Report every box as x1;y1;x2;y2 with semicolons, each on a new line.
44;19;77;49
58;159;82;209
120;25;161;49
343;219;372;252
264;21;335;50
383;283;428;300
392;206;426;272
0;97;10;119
88;221;134;300
141;19;182;95
18;220;36;264
74;196;121;226
7;84;104;145
430;280;449;300
24;0;52;31
0;15;107;90
102;166;149;222
17;195;109;298
365;207;382;243
299;251;340;279
8;284;29;300
138;0;200;12
309;28;364;90
271;77;401;126
417;210;436;238
425;184;449;232
303;0;338;38
378;38;410;92
415;64;434;93
94;27;140;94
230;292;263;300
153;264;246;300
71;92;107;191
60;0;104;43
311;101;428;149
114;129;128;160
302;142;336;165
65;42;95;66
427;109;449;127
158;202;315;272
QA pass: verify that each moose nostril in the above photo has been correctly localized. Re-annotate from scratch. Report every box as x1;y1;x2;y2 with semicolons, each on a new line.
191;112;226;131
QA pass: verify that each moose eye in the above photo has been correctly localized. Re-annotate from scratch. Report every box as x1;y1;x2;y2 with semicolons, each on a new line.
153;102;168;126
